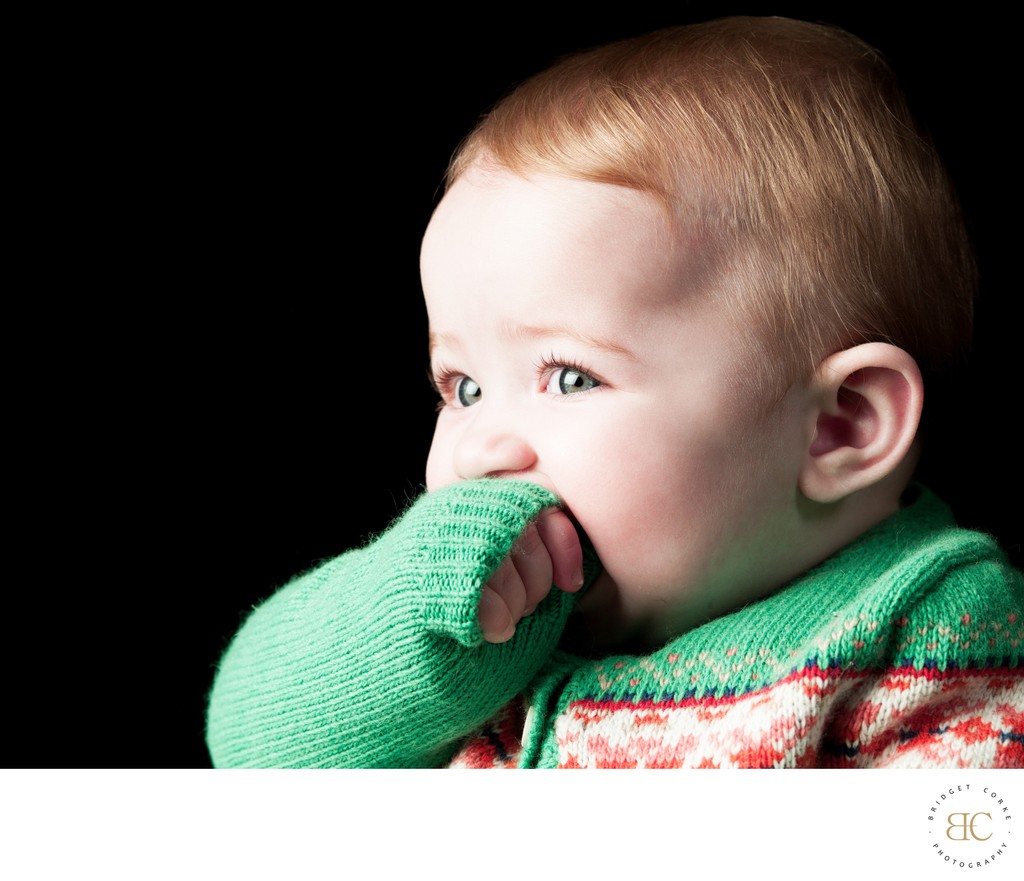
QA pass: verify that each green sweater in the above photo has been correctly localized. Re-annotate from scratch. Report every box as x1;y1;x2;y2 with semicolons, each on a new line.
206;479;1024;768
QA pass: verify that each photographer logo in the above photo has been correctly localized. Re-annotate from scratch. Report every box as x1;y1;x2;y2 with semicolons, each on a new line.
926;783;1015;870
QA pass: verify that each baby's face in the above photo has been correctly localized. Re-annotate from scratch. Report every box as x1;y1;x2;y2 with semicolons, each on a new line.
421;167;810;647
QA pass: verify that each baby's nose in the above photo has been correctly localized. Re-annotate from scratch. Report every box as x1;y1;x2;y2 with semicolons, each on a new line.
453;417;538;480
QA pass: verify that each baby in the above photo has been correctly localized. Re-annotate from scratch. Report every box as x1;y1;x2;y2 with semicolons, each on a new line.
207;16;1023;768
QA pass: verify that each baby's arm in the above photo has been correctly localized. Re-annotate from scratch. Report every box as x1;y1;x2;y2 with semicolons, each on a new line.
206;479;584;768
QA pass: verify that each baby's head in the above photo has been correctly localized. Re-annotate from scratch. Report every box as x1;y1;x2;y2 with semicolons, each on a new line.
420;17;977;649
444;16;976;401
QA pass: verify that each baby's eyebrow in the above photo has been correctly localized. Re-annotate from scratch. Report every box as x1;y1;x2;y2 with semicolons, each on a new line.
511;323;639;360
428;331;456;356
428;325;639;360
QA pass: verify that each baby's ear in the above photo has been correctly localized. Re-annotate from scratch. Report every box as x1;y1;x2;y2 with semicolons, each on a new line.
799;343;923;504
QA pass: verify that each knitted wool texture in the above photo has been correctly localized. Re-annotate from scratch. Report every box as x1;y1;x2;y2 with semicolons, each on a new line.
208;480;584;767
207;479;1024;769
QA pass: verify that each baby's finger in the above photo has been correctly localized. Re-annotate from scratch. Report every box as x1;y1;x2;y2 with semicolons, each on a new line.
509;521;555;614
478;583;516;644
487;554;529;623
535;508;584;592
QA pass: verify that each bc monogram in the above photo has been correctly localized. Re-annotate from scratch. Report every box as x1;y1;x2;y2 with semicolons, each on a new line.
945;812;992;842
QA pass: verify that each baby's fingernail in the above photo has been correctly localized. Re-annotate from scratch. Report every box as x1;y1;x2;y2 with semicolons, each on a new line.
486;622;515;644
573;565;584;589
523;604;537;616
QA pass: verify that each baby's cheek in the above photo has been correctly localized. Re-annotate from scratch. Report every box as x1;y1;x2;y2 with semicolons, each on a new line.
593;509;694;592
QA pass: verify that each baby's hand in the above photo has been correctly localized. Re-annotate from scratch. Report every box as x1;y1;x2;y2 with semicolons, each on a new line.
478;507;584;644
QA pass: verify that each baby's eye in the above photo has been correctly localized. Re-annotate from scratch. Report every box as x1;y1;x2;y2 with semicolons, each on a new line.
454;375;482;407
545;367;600;395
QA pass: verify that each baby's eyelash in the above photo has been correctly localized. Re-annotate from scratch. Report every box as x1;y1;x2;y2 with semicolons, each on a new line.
430;365;459;391
534;352;599;382
429;365;459;410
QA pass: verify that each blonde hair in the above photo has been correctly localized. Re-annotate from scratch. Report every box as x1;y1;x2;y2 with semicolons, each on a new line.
446;17;976;399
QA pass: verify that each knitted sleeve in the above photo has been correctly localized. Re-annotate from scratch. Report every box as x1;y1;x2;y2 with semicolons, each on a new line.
205;478;578;768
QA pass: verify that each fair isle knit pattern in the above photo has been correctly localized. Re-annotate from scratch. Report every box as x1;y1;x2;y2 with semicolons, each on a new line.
453;658;1022;768
208;479;1024;769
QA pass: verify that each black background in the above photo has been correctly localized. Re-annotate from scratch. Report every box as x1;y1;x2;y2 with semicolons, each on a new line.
19;6;1019;769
